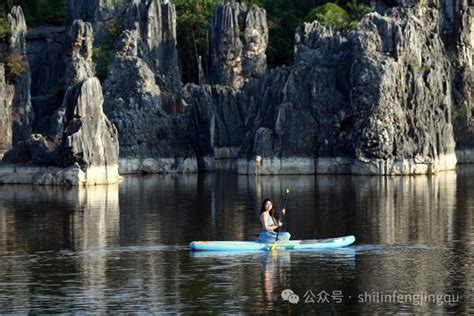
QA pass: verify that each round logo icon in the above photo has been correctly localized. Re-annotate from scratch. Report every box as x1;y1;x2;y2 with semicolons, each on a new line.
281;289;294;301
288;294;300;304
281;289;300;304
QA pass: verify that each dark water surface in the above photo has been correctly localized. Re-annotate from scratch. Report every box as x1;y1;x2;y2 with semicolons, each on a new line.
0;166;473;313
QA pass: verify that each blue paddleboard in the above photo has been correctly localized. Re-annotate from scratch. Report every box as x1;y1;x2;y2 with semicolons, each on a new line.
189;235;356;251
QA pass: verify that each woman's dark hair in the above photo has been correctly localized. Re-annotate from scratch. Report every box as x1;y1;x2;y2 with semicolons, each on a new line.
260;198;272;214
260;198;277;225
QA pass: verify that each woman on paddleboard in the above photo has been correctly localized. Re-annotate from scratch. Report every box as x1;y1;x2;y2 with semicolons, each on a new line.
257;198;291;243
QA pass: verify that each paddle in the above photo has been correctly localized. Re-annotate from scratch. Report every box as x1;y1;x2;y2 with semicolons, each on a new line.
271;188;290;251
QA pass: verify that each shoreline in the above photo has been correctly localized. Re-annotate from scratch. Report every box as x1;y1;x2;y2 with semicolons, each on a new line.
0;151;471;185
0;164;120;185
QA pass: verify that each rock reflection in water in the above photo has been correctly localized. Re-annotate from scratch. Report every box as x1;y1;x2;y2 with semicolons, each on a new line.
352;171;457;245
0;184;119;313
0;184;119;252
0;168;472;313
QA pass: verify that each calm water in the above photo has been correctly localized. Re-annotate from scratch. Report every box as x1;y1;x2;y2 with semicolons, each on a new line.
0;166;473;314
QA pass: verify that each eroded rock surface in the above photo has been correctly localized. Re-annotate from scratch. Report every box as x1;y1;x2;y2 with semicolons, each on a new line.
209;1;268;88
1;19;120;185
0;6;33;158
237;1;457;174
103;26;196;174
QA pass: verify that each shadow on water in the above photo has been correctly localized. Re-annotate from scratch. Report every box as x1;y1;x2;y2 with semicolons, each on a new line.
0;166;472;313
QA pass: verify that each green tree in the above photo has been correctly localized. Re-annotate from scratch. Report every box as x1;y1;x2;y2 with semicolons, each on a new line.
305;1;371;31
5;0;67;27
347;0;371;28
93;19;124;82
260;0;303;66
262;0;370;65
305;3;351;30
0;18;10;40
3;0;371;73
172;0;219;84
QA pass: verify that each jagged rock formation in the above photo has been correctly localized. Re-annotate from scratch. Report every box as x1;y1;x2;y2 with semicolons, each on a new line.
0;6;33;158
2;0;472;177
237;22;352;174
67;0;130;40
26;27;67;134
124;0;181;101
189;1;351;174
371;1;474;165
235;1;458;174
66;0;194;174
103;27;196;173
0;19;120;185
209;1;268;88
448;2;474;163
183;84;251;170
24;0;124;135
350;4;456;174
67;0;181;104
66;21;96;85
183;2;266;171
0;58;13;158
8;6;34;146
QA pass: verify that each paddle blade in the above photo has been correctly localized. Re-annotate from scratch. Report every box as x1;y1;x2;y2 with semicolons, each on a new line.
271;241;278;251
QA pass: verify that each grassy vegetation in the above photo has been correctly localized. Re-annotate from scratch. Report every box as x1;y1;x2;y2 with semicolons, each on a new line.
0;18;10;40
5;52;28;81
93;19;124;82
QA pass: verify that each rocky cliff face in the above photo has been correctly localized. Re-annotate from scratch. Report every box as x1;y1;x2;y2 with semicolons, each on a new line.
67;0;181;105
4;0;473;177
0;60;13;158
8;6;34;146
55;20;119;180
209;1;268;88
0;19;120;185
448;1;474;163
0;6;33;158
103;26;196;173
183;2;267;171
350;4;456;174
26;27;67;134
183;83;251;170
67;0;130;40
123;0;181;103
237;21;353;174
233;0;458;174
66;0;194;174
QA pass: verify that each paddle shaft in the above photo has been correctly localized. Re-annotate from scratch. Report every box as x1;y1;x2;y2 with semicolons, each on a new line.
275;191;289;241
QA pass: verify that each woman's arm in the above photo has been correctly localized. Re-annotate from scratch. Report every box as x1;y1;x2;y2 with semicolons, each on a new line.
271;209;285;227
261;212;280;232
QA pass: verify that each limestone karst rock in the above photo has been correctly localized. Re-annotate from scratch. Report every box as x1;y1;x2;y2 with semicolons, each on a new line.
103;26;196;174
0;6;33;158
1;19;120;185
209;1;268;88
